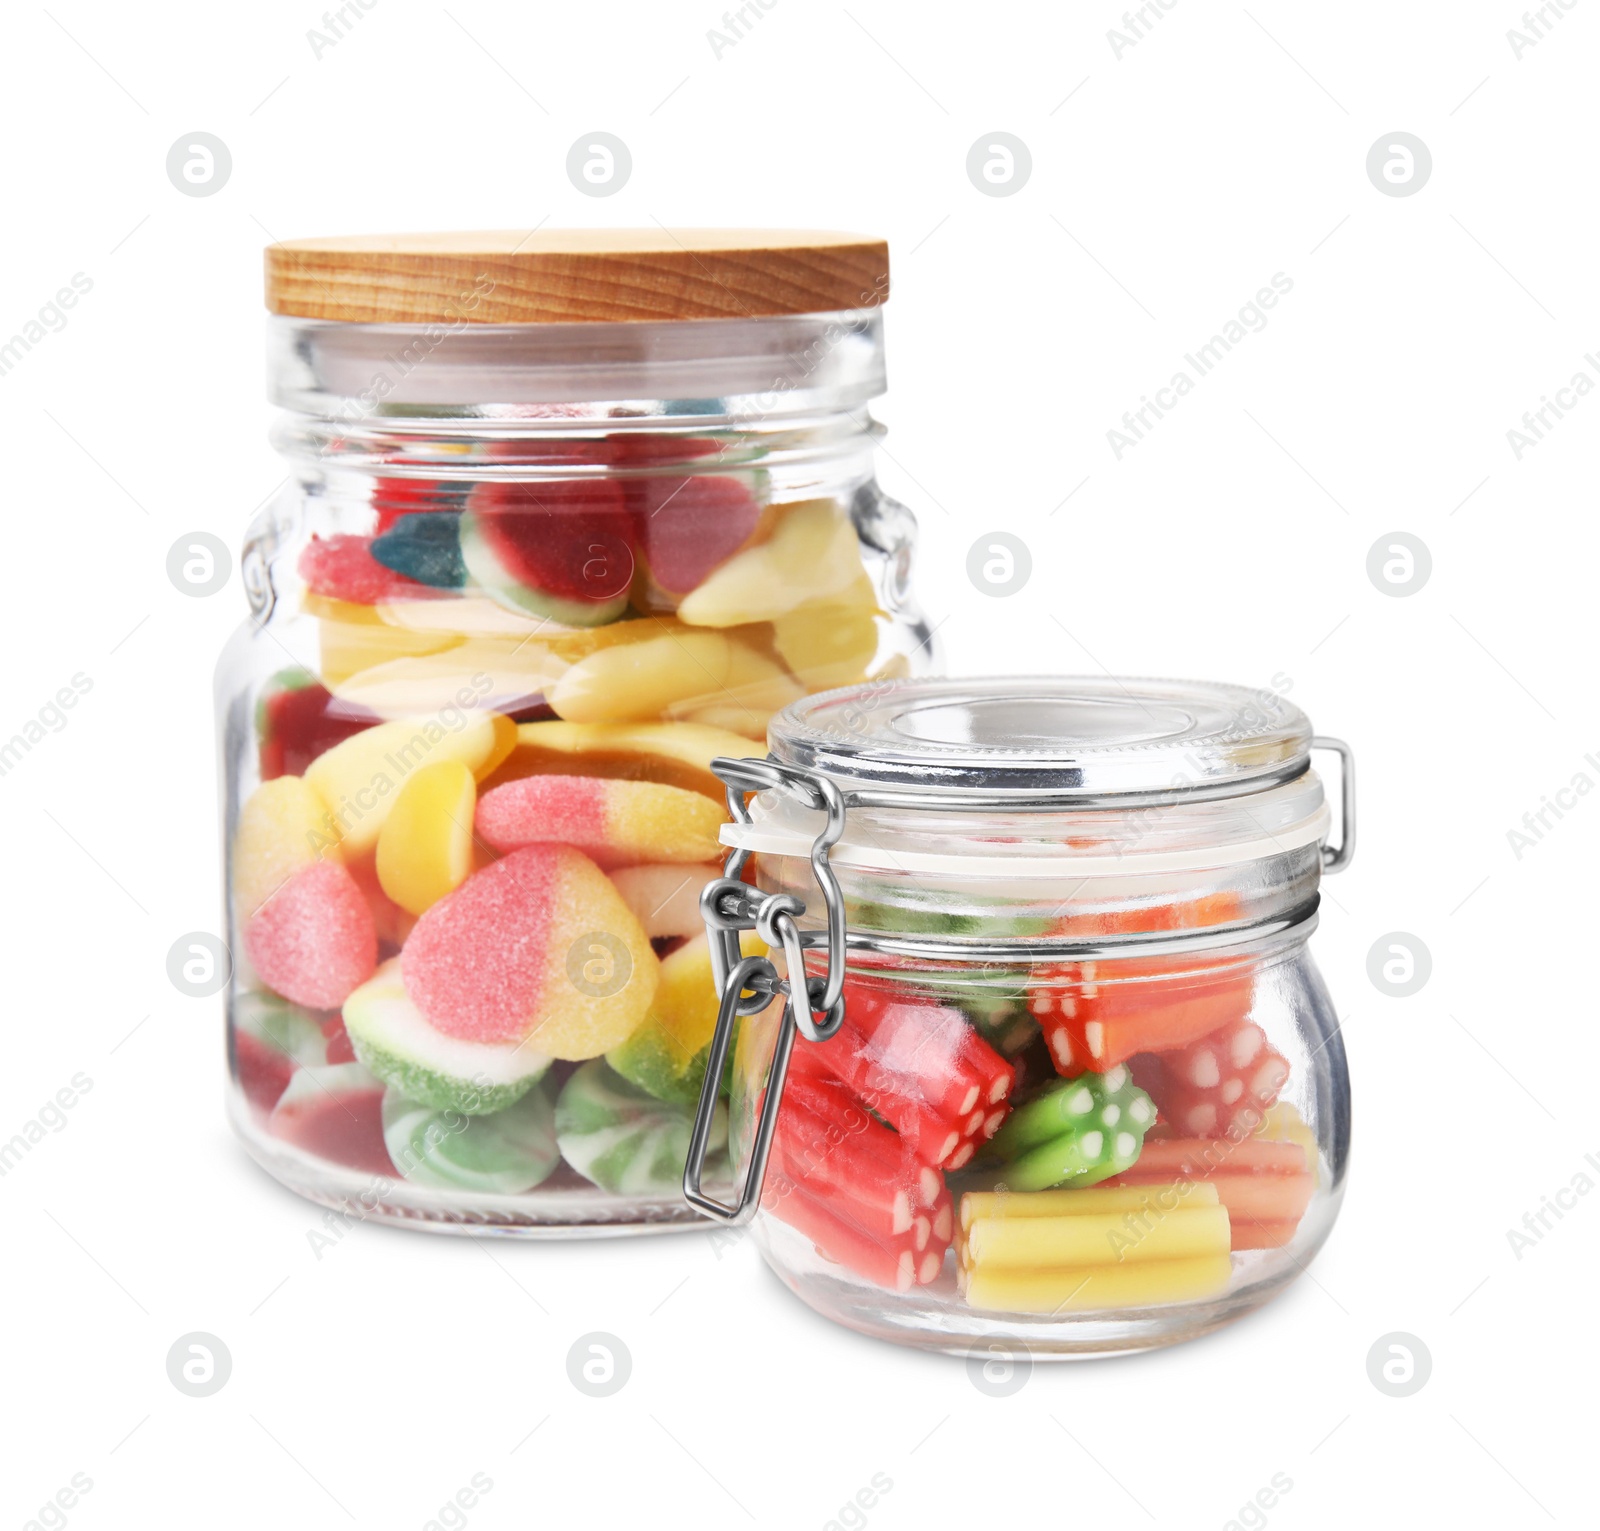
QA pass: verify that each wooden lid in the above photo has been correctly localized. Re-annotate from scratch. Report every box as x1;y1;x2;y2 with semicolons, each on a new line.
265;229;890;325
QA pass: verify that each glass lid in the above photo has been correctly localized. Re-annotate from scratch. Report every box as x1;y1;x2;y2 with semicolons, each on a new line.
767;676;1313;800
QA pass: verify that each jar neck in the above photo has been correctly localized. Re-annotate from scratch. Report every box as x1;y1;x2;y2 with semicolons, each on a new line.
267;311;888;507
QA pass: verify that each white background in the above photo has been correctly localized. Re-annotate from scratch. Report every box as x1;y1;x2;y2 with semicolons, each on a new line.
1;2;1595;1527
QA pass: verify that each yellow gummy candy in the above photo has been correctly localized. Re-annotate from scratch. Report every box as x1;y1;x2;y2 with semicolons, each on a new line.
962;1255;1234;1313
959;1182;1220;1231
498;720;763;798
305;711;515;855
326;639;567;718
375;760;477;916
232;775;341;921
771;573;883;690
962;1204;1231;1268
549;630;802;730
1257;1102;1319;1185
677;501;865;628
609;863;720;939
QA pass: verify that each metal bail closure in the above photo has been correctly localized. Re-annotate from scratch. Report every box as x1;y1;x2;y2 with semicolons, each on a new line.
1311;736;1356;873
681;755;851;1224
682;954;795;1223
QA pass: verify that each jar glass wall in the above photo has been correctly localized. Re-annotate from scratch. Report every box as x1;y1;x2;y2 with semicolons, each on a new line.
218;245;933;1234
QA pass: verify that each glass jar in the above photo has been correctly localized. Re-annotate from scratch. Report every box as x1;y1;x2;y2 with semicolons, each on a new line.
217;230;933;1234
685;676;1353;1354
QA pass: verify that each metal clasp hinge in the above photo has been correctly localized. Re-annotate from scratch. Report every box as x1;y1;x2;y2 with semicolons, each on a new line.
681;757;850;1225
1312;736;1356;874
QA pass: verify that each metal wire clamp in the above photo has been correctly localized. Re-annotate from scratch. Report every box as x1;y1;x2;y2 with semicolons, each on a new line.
682;758;850;1223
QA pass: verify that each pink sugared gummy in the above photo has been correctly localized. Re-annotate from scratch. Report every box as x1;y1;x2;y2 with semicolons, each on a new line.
476;775;607;855
244;859;377;1010
400;846;559;1043
298;534;437;605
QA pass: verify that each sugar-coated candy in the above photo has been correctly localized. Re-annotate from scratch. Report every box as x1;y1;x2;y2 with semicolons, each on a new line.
343;959;549;1115
489;719;760;799
232;991;328;1114
304;710;515;855
476;774;726;866
548;629;802;729
267;1061;394;1176
400;845;658;1057
608;863;717;939
299;533;442;605
376;760;476;915
232;775;341;922
460;480;634;626
555;1060;724;1195
677;500;864;627
382;1085;560;1195
369;511;466;589
606;932;764;1105
244;859;377;1010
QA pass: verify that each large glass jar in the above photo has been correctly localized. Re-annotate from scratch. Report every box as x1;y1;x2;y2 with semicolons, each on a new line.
687;676;1353;1353
217;230;933;1234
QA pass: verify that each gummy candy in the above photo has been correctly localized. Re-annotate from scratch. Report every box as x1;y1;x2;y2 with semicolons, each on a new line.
382;1085;559;1194
244;859;377;1011
399;845;657;1057
375;760;477;916
475;774;726;866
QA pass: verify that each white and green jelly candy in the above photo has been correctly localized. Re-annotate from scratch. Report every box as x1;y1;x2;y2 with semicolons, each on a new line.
985;1065;1155;1191
555;1060;726;1196
381;1086;560;1195
343;961;550;1117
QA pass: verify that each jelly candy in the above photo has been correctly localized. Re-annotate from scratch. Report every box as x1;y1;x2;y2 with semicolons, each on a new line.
244;859;377;1011
382;1085;560;1195
1107;1136;1314;1250
343;960;549;1115
232;992;328;1114
1131;1019;1291;1139
370;511;466;589
983;1066;1155;1191
267;1061;394;1176
258;673;377;780
629;474;764;602
304;710;515;855
400;845;658;1057
476;774;726;866
375;760;477;915
311;594;465;689
768;1071;952;1289
372;476;462;533
460;480;635;626
608;863;716;940
488;719;758;800
677;500;865;627
548;630;801;730
232;775;341;922
606;932;765;1105
555;1060;723;1195
299;533;441;606
955;1183;1232;1312
770;574;881;691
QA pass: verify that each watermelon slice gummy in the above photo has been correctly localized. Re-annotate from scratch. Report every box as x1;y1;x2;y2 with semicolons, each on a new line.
299;534;441;605
461;479;635;626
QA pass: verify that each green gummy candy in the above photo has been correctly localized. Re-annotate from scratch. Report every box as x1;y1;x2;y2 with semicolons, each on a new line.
988;1066;1155;1192
382;1086;559;1195
555;1060;726;1196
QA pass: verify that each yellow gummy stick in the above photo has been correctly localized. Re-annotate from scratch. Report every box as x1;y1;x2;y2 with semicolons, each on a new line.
959;1181;1218;1230
964;1255;1234;1314
964;1204;1231;1269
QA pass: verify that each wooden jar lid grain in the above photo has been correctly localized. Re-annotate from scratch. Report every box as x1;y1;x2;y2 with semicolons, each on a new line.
265;229;890;325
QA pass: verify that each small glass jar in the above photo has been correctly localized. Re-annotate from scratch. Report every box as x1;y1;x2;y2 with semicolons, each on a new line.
685;676;1353;1353
217;231;933;1233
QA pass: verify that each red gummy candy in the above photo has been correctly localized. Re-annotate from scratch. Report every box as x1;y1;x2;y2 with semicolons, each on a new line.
299;533;440;605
